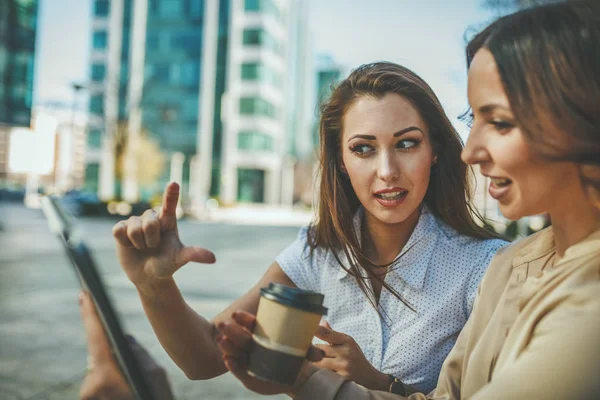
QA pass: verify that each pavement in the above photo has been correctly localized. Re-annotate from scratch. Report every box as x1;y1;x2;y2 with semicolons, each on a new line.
0;202;309;399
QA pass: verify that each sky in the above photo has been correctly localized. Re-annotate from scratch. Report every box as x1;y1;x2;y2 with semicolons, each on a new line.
32;0;499;138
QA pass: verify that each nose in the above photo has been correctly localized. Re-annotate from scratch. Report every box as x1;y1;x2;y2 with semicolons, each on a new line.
461;125;489;166
377;151;400;182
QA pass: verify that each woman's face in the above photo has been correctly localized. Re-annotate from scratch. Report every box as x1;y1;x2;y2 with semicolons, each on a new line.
341;93;435;226
462;48;581;220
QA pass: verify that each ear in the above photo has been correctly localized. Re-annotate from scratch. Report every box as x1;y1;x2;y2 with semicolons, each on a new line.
432;153;438;166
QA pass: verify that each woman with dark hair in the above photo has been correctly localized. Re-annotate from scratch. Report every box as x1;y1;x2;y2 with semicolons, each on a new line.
211;0;600;398
78;60;505;398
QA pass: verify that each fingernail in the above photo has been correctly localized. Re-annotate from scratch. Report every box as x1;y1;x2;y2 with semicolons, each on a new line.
78;291;86;305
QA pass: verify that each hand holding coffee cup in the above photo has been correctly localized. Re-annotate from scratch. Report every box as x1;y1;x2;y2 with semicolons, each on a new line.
217;310;325;396
246;283;327;386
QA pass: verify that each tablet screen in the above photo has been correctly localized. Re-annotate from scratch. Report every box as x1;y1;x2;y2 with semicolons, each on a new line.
42;195;156;400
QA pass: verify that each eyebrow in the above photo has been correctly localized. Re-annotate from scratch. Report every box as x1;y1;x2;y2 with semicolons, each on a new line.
478;104;511;114
347;126;423;142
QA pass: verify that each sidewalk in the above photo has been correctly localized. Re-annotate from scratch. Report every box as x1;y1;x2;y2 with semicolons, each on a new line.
194;204;315;227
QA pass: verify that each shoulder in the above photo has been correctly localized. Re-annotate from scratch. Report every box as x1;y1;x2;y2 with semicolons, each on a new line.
432;217;508;258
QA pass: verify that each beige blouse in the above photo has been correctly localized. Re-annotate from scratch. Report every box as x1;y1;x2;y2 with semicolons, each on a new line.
294;227;600;399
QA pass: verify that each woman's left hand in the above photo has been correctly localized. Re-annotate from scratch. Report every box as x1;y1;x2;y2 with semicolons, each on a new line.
314;321;391;391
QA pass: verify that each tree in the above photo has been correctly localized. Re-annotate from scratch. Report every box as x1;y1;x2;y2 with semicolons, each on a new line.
114;122;165;197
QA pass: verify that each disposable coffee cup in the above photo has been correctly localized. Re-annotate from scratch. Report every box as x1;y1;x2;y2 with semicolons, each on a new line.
247;283;327;386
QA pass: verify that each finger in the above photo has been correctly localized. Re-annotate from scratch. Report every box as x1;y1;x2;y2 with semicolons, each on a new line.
176;245;216;267
112;220;133;248
314;357;343;373
231;311;257;332
307;345;326;362
217;320;253;349
217;336;247;360
223;355;249;381
315;324;348;345
313;343;336;358
79;291;113;365
126;216;146;250
141;209;160;248
160;182;179;219
320;320;332;330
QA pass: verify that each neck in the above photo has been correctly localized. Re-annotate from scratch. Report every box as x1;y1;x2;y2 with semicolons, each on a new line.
549;192;600;259
362;206;422;265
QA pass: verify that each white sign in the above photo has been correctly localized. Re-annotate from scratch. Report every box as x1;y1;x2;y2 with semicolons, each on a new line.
8;114;58;175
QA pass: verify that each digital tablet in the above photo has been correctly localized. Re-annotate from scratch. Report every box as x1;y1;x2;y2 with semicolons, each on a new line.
41;195;156;400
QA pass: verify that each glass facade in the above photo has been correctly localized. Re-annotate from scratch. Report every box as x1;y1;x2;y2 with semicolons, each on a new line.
241;62;281;87
238;131;273;151
94;0;109;17
239;96;277;119
242;28;282;56
93;30;108;49
237;168;265;203
91;63;106;81
244;0;281;21
0;0;38;126
87;129;102;148
84;163;100;193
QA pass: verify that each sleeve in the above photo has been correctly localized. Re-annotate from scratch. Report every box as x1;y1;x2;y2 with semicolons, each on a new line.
464;240;507;318
276;226;321;292
470;284;600;400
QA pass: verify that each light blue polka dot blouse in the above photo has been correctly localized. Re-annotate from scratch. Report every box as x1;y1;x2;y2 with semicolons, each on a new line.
276;206;507;393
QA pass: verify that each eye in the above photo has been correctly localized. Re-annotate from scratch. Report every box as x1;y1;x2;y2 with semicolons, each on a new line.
349;143;374;156
396;139;421;150
490;120;514;132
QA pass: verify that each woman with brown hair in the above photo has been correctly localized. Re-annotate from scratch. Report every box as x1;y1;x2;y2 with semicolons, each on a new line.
210;0;600;398
82;60;505;397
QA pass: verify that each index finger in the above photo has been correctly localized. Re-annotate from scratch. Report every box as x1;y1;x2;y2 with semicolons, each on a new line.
79;291;114;365
314;325;348;345
160;182;180;218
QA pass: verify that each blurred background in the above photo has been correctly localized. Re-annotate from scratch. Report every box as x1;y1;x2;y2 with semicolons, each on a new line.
0;0;555;399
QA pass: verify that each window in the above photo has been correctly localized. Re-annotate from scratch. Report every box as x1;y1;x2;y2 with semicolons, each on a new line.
239;97;277;119
242;28;281;55
244;0;281;21
87;129;102;148
93;31;108;49
91;64;106;81
153;63;170;82
90;95;104;114
238;131;274;151
94;0;110;17
84;163;100;193
241;63;281;87
170;32;202;55
159;0;183;17
189;0;204;18
147;32;159;50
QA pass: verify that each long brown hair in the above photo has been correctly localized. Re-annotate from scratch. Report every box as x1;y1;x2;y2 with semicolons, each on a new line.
466;0;600;202
308;62;498;313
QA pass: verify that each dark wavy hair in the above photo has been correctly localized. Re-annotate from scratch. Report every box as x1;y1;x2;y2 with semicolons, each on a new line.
308;62;498;313
466;0;600;200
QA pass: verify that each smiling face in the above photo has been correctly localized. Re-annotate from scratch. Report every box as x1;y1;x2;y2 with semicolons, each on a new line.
462;48;582;220
341;93;435;226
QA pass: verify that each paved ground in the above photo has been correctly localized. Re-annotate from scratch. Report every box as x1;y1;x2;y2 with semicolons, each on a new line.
0;202;305;399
